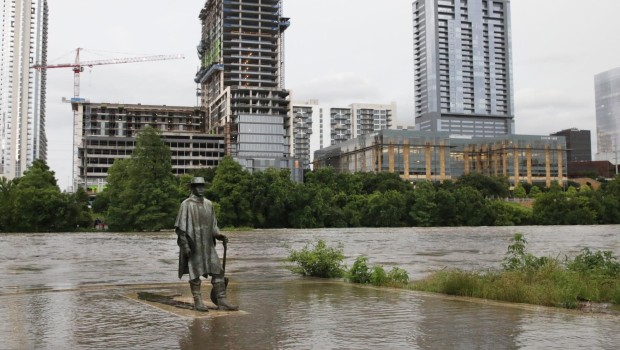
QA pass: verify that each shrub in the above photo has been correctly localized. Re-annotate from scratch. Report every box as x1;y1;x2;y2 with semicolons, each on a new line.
287;239;345;278
347;255;409;286
387;267;410;285
369;265;388;286
348;256;372;284
567;248;620;278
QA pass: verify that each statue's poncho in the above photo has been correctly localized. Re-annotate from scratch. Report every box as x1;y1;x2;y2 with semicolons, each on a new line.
175;195;223;279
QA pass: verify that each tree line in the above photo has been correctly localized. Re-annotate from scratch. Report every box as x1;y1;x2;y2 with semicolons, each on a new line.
2;126;619;232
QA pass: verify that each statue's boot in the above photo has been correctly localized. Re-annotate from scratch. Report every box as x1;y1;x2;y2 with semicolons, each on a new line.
213;281;239;311
189;280;209;312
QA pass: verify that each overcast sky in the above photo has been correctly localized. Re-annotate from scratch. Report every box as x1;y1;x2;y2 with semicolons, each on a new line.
35;0;620;190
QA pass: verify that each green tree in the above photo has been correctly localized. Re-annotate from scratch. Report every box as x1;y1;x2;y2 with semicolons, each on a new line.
208;156;253;227
513;182;527;199
0;177;16;231
9;160;71;231
532;191;597;225
104;127;179;231
362;190;408;227
529;185;542;198
457;173;510;198
410;181;437;227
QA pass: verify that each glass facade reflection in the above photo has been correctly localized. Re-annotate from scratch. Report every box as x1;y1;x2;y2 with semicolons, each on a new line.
413;0;514;137
594;67;620;165
314;130;567;187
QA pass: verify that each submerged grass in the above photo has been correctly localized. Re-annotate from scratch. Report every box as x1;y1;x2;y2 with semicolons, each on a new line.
409;236;620;309
409;267;620;308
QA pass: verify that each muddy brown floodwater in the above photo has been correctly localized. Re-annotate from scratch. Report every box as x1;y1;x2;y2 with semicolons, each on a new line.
1;226;619;349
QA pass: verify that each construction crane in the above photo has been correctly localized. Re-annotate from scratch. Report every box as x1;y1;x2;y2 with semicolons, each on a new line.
32;47;185;98
31;47;185;192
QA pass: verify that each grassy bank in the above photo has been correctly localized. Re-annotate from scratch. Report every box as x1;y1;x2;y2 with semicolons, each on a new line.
408;234;620;309
287;235;620;311
408;266;620;309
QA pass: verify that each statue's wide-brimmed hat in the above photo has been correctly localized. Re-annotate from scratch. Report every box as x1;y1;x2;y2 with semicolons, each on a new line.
191;177;206;185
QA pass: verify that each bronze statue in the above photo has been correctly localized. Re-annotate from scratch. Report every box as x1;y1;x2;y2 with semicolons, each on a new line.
175;177;238;312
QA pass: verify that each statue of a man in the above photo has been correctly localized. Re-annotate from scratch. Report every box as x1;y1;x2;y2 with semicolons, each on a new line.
175;177;238;311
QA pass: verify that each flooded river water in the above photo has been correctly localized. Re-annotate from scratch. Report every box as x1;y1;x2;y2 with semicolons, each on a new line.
1;226;619;349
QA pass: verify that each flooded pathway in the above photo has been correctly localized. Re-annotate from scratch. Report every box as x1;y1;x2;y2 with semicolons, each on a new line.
1;226;619;349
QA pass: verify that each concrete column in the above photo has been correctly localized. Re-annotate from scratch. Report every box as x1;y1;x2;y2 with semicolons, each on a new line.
440;143;446;183
464;147;470;175
354;146;358;172
502;144;508;177
557;145;564;185
377;143;382;173
362;148;367;172
426;142;432;181
371;142;376;173
513;145;519;185
389;142;395;173
545;145;551;188
403;140;410;180
526;145;533;184
492;145;498;176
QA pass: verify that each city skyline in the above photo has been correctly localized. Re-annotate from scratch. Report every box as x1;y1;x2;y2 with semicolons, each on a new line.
4;0;619;189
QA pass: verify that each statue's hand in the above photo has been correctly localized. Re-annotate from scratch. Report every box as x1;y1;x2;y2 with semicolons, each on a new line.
218;234;229;245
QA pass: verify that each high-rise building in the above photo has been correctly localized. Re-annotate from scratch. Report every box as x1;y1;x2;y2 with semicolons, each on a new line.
550;128;591;162
0;0;48;179
594;67;620;166
412;0;514;137
195;0;292;173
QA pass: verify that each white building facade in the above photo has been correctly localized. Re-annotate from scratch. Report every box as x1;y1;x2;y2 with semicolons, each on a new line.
0;0;48;179
292;100;396;168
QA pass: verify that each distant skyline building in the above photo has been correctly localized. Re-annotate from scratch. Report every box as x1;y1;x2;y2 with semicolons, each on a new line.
550;128;591;162
314;130;567;188
412;0;514;137
0;0;48;179
194;0;292;174
292;100;396;168
594;67;620;166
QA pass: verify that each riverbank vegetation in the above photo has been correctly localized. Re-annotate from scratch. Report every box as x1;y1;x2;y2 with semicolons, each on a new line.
410;234;620;309
287;236;620;310
3;127;620;232
286;239;410;287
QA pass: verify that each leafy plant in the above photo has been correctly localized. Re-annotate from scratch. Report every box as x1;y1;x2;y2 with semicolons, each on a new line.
287;239;345;278
567;248;620;278
502;233;548;271
348;256;371;283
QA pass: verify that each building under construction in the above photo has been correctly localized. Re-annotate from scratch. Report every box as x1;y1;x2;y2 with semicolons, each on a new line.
72;101;224;193
195;0;293;174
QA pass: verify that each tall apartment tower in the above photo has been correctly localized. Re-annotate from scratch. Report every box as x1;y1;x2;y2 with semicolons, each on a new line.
0;0;48;179
412;0;514;137
195;0;292;173
594;67;620;165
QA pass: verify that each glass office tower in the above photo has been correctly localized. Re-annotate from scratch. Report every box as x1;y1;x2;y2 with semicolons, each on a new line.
594;67;620;166
412;0;514;137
